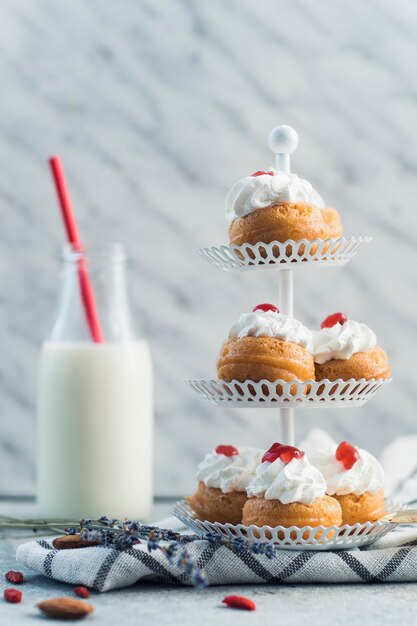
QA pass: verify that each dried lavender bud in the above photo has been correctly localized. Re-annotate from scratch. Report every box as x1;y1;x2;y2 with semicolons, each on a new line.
192;571;209;589
147;540;158;552
163;543;180;561
230;538;245;554
80;529;101;543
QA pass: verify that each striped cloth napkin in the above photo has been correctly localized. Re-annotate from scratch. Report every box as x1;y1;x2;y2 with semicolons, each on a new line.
15;524;417;591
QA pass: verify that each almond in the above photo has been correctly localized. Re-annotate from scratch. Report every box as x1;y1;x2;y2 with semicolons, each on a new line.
37;597;93;619
52;534;99;550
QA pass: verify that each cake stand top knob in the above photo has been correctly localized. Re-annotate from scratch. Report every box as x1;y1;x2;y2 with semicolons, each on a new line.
268;125;299;155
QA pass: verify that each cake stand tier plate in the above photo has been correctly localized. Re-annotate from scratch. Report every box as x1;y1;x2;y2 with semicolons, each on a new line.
172;499;403;551
185;378;391;409
197;236;371;272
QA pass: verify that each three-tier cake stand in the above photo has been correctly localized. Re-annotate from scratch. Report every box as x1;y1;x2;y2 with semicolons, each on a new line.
175;126;395;550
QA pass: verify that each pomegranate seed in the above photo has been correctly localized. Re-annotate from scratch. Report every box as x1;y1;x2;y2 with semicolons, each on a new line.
73;586;90;598
321;312;348;329
262;442;304;464
5;571;24;584
336;441;360;470
250;170;274;177
4;588;22;603
279;449;301;464
222;595;256;611
215;445;238;457
252;303;279;314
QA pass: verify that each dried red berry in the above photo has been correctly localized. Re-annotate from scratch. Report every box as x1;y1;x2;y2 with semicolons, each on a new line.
5;571;24;584
215;445;238;457
250;170;274;177
321;312;348;329
262;442;304;464
252;303;279;314
4;588;22;603
73;586;90;598
336;441;359;470
222;595;256;611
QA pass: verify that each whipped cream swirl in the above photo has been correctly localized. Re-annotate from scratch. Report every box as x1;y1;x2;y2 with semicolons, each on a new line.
311;320;377;364
228;310;312;350
197;447;263;493
225;170;325;221
308;445;384;496
247;456;326;504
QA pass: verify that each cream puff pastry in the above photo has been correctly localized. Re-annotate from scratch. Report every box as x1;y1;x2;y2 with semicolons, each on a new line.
226;169;342;248
242;443;342;529
306;439;385;525
217;304;314;383
312;312;391;381
187;445;262;525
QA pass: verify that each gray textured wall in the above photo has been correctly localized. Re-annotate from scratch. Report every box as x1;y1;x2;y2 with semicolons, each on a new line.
0;0;415;497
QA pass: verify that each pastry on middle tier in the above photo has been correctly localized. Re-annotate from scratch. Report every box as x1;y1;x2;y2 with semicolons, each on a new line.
242;442;342;529
311;312;391;381
305;439;385;525
225;169;342;248
187;444;262;525
217;304;315;383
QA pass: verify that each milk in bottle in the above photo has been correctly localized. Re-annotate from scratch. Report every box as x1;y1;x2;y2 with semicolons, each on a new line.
36;244;153;519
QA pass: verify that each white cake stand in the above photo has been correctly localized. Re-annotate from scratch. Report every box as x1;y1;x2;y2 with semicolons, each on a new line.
187;125;391;445
186;377;391;409
196;237;372;272
181;125;392;550
173;499;410;551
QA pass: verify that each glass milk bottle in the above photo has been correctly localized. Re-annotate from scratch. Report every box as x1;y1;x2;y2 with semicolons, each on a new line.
37;244;153;520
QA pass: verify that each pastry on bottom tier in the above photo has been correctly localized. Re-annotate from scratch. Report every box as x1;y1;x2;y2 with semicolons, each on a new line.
216;305;314;383
187;445;262;525
312;312;391;381
187;481;248;525
306;439;385;525
334;490;385;525
242;442;342;532
229;203;342;248
225;170;342;254
242;494;342;528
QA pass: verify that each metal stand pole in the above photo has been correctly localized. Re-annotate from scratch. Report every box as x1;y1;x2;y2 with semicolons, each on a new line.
268;125;299;447
279;270;294;445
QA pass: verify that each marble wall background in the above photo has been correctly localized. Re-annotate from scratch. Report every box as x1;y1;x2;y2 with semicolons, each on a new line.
0;0;416;497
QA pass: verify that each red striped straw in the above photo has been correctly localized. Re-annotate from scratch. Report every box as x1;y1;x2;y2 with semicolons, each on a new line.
48;156;104;343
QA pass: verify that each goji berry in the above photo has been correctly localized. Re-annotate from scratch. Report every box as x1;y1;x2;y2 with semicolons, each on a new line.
222;595;256;611
5;570;24;584
4;588;22;603
73;586;90;598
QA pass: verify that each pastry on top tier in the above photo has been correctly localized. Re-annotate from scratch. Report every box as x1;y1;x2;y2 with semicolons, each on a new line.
242;443;342;529
311;312;391;381
217;304;314;383
226;169;342;247
305;438;385;525
187;445;262;525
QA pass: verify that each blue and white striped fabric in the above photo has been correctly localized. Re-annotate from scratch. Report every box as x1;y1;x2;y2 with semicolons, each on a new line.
16;522;417;592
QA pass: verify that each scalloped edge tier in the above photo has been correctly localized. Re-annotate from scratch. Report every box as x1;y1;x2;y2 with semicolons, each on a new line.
172;499;399;551
185;377;391;409
196;236;372;272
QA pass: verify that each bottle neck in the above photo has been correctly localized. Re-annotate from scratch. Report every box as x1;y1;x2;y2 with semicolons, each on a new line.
50;244;139;343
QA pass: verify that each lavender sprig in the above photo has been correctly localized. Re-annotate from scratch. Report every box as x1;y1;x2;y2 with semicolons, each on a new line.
68;516;277;589
74;518;209;588
0;514;277;590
